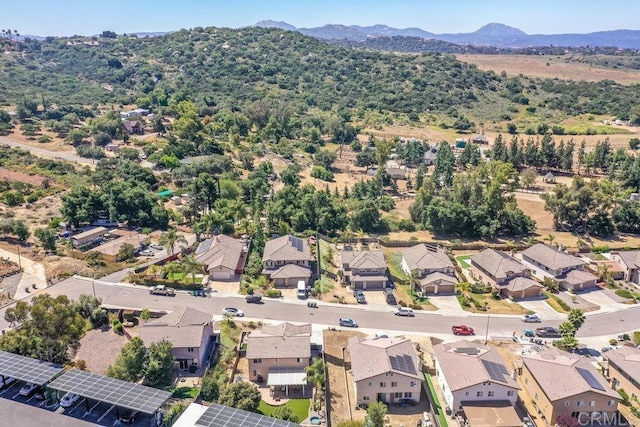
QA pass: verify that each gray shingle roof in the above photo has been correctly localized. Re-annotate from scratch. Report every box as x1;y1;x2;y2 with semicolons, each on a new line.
434;340;520;392
348;336;422;382
196;235;245;272
139;307;213;349
604;346;640;384
522;243;585;271
262;235;312;263
267;263;312;279
340;250;387;270
471;249;527;280
246;322;311;360
402;244;453;272
522;348;619;402
612;250;640;269
558;269;598;285
502;277;543;292
419;272;458;286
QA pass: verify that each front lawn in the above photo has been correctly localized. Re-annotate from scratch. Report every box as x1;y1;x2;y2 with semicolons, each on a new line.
543;291;570;313
258;398;310;423
171;386;200;399
459;292;533;315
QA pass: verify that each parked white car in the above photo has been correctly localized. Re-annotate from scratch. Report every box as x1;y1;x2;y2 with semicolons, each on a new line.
60;392;80;408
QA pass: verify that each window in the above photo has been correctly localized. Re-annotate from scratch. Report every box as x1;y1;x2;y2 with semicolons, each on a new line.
524;378;529;385
488;391;495;397
588;401;595;407
476;391;483;397
391;382;397;388
380;382;386;388
394;392;402;398
507;391;514;397
252;358;262;364
297;358;302;363
363;396;370;401
187;347;194;352
534;393;539;401
465;392;469;396
410;381;417;387
577;401;584;407
368;382;372;387
608;400;615;407
565;401;571;407
404;392;413;398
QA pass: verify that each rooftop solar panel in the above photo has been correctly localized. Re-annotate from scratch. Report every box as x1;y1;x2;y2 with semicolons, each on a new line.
576;367;606;391
0;350;64;385
195;403;299;427
48;369;171;414
389;354;417;375
481;359;509;383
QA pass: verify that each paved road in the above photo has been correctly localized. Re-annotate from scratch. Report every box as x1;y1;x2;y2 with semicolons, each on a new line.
2;277;639;341
0;135;93;165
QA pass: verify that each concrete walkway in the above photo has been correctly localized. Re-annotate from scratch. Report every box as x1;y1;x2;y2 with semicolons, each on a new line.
0;247;47;300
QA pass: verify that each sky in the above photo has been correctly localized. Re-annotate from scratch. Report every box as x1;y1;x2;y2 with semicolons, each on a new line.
3;0;640;37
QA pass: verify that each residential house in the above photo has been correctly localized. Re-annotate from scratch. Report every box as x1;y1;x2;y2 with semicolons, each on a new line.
520;348;619;426
105;143;120;152
610;250;640;283
262;235;312;287
423;143;441;166
470;249;543;299
120;108;149;119
195;235;247;280
347;336;423;406
471;134;489;145
602;346;640;403
246;323;311;396
71;227;108;248
521;243;598;291
434;340;520;418
385;161;406;179
401;244;457;295
123;120;145;135
340;250;388;290
139;307;214;370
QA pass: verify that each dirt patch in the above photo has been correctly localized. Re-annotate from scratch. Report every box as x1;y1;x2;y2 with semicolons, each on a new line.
2;128;76;153
514;192;554;231
0;194;63;235
73;325;130;375
0;168;47;186
323;329;365;425
456;54;640;85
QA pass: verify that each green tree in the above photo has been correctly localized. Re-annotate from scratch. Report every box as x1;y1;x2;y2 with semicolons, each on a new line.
0;295;86;364
159;229;188;256
146;340;174;387
117;243;135;262
349;199;380;232
73;294;107;328
270;406;300;423
313;150;337;169
433;142;455;188
34;228;57;251
106;336;148;382
365;401;388;427
304;358;326;396
520;169;537;189
568;309;585;329
180;255;203;284
217;382;261;412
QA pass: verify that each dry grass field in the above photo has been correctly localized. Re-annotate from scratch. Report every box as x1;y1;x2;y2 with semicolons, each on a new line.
456;54;640;85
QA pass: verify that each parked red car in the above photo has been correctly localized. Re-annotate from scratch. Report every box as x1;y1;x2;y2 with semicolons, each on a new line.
452;325;475;335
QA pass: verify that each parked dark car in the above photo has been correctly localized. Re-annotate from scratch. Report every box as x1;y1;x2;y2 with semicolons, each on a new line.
245;294;262;303
119;409;139;424
535;327;560;338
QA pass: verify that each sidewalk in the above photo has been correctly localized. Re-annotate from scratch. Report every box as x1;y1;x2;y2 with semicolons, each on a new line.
0;247;48;300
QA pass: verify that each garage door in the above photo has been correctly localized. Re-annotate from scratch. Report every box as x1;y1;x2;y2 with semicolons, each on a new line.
362;281;385;290
210;270;233;280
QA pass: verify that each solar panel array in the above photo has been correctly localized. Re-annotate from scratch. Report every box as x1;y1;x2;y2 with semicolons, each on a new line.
48;369;171;414
196;403;299;427
389;354;417;375
0;350;64;385
481;359;509;383
576;367;606;391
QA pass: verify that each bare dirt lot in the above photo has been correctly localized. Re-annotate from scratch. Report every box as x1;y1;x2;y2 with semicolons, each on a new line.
0;168;47;186
73;325;129;375
457;54;640;85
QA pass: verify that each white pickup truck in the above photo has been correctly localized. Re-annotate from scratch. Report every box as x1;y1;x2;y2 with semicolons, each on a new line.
149;285;175;296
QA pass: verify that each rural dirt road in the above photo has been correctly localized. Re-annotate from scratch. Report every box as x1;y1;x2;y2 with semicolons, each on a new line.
0;247;47;300
0;135;93;165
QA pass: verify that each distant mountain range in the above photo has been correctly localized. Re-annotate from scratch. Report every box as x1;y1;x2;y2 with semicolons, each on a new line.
255;21;640;49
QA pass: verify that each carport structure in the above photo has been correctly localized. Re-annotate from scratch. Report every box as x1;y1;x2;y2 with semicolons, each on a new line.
48;369;171;418
0;350;64;386
195;403;298;426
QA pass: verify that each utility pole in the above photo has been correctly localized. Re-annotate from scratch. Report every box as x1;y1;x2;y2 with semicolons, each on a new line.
484;314;490;345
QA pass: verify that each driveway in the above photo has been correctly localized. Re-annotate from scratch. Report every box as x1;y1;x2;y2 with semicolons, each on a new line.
517;296;565;321
578;288;627;315
428;295;466;315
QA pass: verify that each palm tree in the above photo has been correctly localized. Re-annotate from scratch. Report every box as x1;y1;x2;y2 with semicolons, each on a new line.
342;229;354;246
595;264;611;283
159;229;187;256
568;309;585;329
409;271;421;297
559;335;579;351
558;321;577;339
545;234;556;247
180;255;204;284
457;282;472;297
304;357;326;398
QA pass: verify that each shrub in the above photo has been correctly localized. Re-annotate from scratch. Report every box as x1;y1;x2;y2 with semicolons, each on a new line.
398;300;407;307
310;166;334;181
265;289;282;298
591;246;611;254
616;289;633;299
618;388;630;406
408;303;422;310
